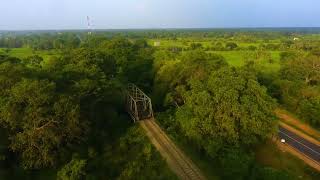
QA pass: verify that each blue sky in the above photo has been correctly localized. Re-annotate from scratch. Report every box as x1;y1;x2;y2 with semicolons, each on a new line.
0;0;319;30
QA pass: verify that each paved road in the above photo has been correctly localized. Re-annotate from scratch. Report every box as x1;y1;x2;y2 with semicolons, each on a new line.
279;126;320;163
140;119;206;180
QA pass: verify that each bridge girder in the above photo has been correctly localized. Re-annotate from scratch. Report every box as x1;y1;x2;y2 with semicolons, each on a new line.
126;84;153;122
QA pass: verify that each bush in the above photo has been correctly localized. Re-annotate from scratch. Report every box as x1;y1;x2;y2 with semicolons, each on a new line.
219;148;254;179
225;42;238;50
57;155;87;180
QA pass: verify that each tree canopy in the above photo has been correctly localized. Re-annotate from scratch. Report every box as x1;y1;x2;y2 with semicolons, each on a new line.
176;67;277;156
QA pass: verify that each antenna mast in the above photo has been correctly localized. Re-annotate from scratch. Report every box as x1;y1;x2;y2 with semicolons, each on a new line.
87;16;92;35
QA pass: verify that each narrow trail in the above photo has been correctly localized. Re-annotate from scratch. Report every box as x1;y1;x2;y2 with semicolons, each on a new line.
140;119;206;180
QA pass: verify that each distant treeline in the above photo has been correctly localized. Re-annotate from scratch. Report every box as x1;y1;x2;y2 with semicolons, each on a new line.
1;28;320;49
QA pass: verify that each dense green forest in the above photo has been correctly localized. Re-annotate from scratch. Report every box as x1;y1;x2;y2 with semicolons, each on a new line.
0;29;319;179
0;36;174;179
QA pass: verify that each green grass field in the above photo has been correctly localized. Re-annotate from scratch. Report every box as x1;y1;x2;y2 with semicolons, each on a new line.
0;48;58;61
1;44;282;75
149;39;188;48
208;50;281;72
149;39;282;73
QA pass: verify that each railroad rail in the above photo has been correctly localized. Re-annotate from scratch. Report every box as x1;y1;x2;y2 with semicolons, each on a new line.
140;119;206;180
125;84;206;179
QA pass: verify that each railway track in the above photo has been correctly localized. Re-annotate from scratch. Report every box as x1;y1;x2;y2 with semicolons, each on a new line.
140;119;206;180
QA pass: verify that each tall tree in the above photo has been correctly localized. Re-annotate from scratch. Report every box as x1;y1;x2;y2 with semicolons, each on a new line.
176;67;277;157
0;79;88;168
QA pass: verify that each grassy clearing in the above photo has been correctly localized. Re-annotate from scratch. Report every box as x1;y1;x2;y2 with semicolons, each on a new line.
7;48;34;58
148;39;187;48
0;48;58;61
255;140;320;180
207;50;281;72
149;38;282;72
209;51;245;66
237;42;259;47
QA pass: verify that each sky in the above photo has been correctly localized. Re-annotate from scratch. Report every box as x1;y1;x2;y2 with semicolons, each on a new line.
0;0;319;30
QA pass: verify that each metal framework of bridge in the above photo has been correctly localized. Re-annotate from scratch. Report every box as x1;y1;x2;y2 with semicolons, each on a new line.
125;84;153;122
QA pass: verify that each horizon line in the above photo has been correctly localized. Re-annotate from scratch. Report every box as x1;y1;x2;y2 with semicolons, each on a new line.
1;26;320;32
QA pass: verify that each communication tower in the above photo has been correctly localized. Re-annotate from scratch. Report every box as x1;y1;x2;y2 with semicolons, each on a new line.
87;16;92;35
